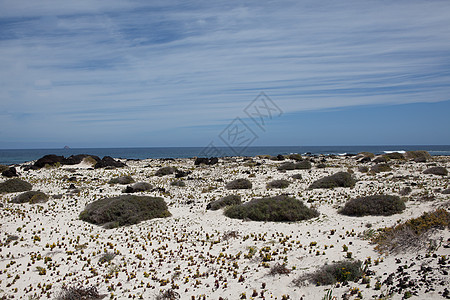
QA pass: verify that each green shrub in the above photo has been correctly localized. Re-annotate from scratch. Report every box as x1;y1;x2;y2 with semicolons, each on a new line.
423;166;448;176
339;194;405;217
357;152;375;158
155;166;177;176
226;178;252;190
291;174;302;180
372;209;450;254
370;163;391;173
224;195;319;222
170;180;186;187
123;182;153;193
266;179;290;189
295;260;363;286
288;153;303;161
295;160;312;169
79;195;170;228
309;172;355;189
108;176;135;184
10;191;49;204
358;166;369;173
207;195;241;210
0;178;32;193
278;162;296;171
405;150;431;162
383;152;405;160
372;156;388;163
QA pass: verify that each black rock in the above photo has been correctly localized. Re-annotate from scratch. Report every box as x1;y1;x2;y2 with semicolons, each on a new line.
94;156;126;169
34;154;65;168
2;167;18;178
358;156;371;163
175;170;191;178
194;157;219;166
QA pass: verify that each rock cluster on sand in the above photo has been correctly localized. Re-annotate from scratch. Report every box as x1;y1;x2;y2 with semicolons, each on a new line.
31;154;126;169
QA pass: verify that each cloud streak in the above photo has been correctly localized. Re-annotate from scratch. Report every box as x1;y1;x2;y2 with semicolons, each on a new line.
1;0;450;147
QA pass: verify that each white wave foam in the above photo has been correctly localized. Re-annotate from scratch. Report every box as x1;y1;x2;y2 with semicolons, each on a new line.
384;150;406;154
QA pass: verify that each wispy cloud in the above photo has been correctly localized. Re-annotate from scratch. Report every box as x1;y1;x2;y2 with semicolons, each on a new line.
1;0;450;147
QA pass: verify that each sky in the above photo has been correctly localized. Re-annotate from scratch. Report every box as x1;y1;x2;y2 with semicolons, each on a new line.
0;0;449;149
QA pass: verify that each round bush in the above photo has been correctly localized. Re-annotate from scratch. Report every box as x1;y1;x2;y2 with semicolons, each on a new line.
405;150;431;162
207;195;241;210
309;172;355;189
123;182;153;193
339;194;405;216
370;164;391;173
224;195;319;222
0;178;32;193
423;166;448;176
79;195;170;228
383;152;405;160
295;160;312;169
291;174;302;180
108;176;135;184
155;166;177;176
226;178;252;190
170;180;186;187
277;162;296;171
266;179;290;189
10;191;49;204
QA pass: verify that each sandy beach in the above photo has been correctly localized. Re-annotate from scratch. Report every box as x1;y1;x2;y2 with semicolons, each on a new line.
0;153;449;299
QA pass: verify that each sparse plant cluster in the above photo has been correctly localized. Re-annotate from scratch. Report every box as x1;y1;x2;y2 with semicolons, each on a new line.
372;209;450;254
55;284;103;300
155;166;177;176
277;160;311;171
370;163;391;173
225;195;319;222
295;260;363;286
339;194;405;217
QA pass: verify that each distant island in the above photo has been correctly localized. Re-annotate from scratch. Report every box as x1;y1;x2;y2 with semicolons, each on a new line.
63;146;70;149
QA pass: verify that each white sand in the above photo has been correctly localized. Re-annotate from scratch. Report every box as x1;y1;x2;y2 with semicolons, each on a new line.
0;155;449;299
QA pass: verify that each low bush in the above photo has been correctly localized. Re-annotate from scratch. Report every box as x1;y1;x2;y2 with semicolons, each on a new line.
288;153;303;161
10;191;49;204
291;174;302;180
156;289;180;300
123;182;153;193
383;152;405;160
370;163;391;173
295;160;312;169
224;195;319;222
294;260;363;286
277;162;296;171
423;166;448;176
339;194;405;217
170;180;186;187
0;165;8;173
405;150;431;162
399;187;412;196
372;209;450;254
442;188;450;194
207;195;241;210
108;176;135;184
226;178;252;190
358;166;369;173
0;178;32;193
357;152;375;158
309;172;355;189
55;284;103;300
266;179;290;189
79;195;170;228
372;156;388;163
155;166;177;176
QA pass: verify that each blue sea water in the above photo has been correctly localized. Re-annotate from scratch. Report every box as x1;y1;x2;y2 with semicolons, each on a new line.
0;145;450;165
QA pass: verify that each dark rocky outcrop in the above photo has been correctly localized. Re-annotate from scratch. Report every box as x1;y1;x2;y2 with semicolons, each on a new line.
79;195;170;228
175;170;191;178
93;156;126;169
2;167;18;178
0;178;32;193
155;166;177;176
33;154;123;169
194;157;219;166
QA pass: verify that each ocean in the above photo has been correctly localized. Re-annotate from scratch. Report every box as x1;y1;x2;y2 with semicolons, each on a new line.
1;145;450;165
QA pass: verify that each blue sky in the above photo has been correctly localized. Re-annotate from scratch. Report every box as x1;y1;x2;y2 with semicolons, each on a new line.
0;0;449;149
